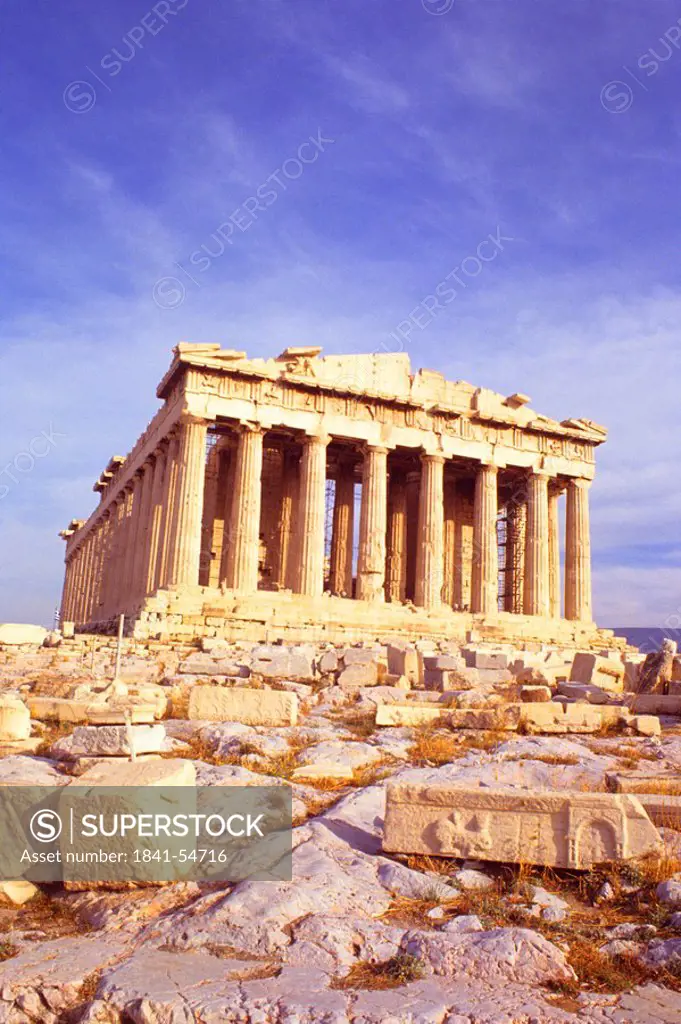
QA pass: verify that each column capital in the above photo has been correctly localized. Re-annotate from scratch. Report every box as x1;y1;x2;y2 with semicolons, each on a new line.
364;443;390;456
569;477;592;491
304;432;331;447
179;412;211;428
235;420;265;435
420;451;445;465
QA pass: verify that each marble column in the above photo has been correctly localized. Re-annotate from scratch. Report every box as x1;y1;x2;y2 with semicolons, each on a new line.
276;448;300;591
356;446;388;602
59;556;74;624
144;447;166;596
471;464;498;615
296;434;329;598
524;471;551;617
166;416;209;588
78;539;92;624
155;434;180;591
329;456;355;597
505;495;526;614
415;454;445;609
100;498;118;619
120;475;143;607
96;513;113;620
130;461;155;602
548;487;561;618
225;424;264;593
405;469;421;601
87;522;103;622
69;548;81;618
442;475;457;608
386;470;408;603
565;478;592;622
208;443;233;587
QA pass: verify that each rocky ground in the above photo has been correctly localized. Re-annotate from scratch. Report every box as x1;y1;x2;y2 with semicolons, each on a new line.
1;635;681;1023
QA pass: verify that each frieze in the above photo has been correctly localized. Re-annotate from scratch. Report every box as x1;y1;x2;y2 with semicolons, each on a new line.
193;369;597;465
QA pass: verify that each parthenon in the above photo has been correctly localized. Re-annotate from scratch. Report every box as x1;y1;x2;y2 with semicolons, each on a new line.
59;344;611;646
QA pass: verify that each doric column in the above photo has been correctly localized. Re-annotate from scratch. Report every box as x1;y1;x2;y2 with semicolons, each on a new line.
329;455;356;597
166;416;209;588
415;454;445;609
386;470;408;603
271;448;297;590
224;424;264;593
548;487;561;618
130;461;155;602
208;442;233;587
296;433;329;597
524;470;551;616
87;523;103;622
471;463;498;615
94;513;112;620
120;476;142;607
442;475;457;608
59;556;74;624
100;498;119;619
144;445;167;595
565;478;592;621
356;446;388;602
155;434;180;590
505;494;526;613
72;542;87;624
405;469;421;601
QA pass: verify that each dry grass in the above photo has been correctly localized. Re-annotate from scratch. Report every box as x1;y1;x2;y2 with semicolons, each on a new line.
457;729;507;753
34;720;77;757
0;942;17;962
333;954;426;991
616;744;659;765
408;726;461;766
510;753;580;766
547;940;681;997
338;708;377;739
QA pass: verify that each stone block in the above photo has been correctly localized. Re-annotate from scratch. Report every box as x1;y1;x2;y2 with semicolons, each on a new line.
557;682;613;705
383;784;662;869
0;880;39;905
632;715;661;738
62;622;75;638
187;686;298;726
463;650;510;670
75;758;195;788
52;724;167;759
318;651;339;674
423;655;464;672
570;653;624;693
631;694;681;716
0;623;47;646
387;644;420;684
341;647;382;666
606;771;681;795
0;696;30;741
520;686;552;703
85;704;158;725
338;662;379;689
674;656;681;683
26;697;93;723
375;704;446;728
636;794;681;830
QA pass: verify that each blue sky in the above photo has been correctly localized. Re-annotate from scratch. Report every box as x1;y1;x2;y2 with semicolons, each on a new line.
1;0;680;627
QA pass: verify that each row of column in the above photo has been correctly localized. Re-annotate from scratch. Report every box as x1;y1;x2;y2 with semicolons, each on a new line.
61;415;209;624
323;452;592;622
61;419;593;626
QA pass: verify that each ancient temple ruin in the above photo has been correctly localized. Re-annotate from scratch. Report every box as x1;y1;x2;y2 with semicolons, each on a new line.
59;344;614;646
